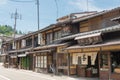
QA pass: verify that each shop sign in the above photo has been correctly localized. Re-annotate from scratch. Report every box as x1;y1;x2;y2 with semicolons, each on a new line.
102;45;120;51
57;46;67;53
83;47;100;52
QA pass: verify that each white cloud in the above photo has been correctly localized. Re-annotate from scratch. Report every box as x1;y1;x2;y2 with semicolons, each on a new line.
0;0;7;5
69;0;103;11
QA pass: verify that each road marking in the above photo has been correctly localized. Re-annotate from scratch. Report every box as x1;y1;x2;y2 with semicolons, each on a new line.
5;69;56;80
0;75;11;80
16;72;56;80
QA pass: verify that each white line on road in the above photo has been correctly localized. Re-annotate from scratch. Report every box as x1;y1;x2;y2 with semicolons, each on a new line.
0;75;11;80
5;69;56;80
16;72;56;80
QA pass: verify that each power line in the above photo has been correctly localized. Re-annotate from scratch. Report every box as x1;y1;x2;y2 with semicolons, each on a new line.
11;9;21;39
9;0;34;3
54;0;59;18
10;0;40;30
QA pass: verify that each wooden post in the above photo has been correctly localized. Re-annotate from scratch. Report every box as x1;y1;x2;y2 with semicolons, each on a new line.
56;52;58;75
98;48;101;77
67;53;70;76
33;54;35;71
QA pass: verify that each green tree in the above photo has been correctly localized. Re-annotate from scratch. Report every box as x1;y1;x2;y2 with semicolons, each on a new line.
0;25;23;36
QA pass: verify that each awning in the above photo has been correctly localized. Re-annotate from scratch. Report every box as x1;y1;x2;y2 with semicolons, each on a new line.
66;38;120;52
111;16;120;21
34;42;69;50
28;50;52;54
0;54;7;56
10;55;17;58
8;50;17;54
75;32;101;40
17;48;32;52
18;54;27;57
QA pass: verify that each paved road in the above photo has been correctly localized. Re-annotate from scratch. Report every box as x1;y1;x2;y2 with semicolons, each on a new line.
0;63;98;80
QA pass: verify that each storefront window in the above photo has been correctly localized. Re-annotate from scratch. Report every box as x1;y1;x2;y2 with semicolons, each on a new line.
100;54;108;68
111;52;120;73
58;54;67;66
35;55;47;68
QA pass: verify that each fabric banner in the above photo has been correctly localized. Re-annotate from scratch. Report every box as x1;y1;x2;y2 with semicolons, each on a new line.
72;54;78;64
81;54;88;65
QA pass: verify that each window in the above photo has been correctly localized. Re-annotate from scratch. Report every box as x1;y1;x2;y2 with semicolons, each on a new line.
35;55;47;68
111;52;120;73
26;38;32;47
58;54;67;67
46;33;53;44
100;54;108;68
61;26;71;36
54;31;61;40
34;36;38;47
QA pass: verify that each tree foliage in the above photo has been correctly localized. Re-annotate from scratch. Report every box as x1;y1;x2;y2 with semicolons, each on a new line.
0;25;23;36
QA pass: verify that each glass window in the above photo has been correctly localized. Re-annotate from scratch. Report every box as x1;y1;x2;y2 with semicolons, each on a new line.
54;31;61;40
100;54;108;68
46;33;53;44
111;52;120;73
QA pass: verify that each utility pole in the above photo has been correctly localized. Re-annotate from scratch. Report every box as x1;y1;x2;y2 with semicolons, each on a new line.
36;0;40;30
11;9;21;39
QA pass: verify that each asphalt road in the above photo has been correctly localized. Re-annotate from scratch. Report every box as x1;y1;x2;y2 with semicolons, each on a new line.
0;67;54;80
0;63;98;80
0;64;72;80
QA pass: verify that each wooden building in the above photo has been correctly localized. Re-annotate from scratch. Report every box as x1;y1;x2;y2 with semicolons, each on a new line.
65;7;120;80
1;7;120;80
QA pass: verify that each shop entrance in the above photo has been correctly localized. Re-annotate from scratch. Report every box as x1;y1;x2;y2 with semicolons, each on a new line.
77;54;99;77
71;52;99;77
111;51;120;74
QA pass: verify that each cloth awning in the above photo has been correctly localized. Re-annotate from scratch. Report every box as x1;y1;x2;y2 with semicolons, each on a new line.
66;38;120;50
10;55;17;58
75;32;101;40
18;54;27;57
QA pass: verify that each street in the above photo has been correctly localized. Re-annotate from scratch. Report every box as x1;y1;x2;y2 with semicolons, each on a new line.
0;63;98;80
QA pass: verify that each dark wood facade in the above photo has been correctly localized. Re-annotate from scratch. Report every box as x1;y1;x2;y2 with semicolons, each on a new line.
1;7;120;80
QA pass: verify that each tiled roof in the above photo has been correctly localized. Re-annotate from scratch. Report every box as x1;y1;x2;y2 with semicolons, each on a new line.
55;24;120;41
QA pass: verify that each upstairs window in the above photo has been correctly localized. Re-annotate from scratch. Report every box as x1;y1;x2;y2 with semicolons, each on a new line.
46;33;53;45
54;31;61;40
26;38;32;47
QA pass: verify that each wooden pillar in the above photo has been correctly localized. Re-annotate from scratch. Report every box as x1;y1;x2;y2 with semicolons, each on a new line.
56;52;58;75
98;47;101;77
33;54;35;71
108;52;111;80
67;53;70;76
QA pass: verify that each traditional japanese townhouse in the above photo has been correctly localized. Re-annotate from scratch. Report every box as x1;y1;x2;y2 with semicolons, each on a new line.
54;12;97;75
64;7;120;80
31;12;96;74
16;34;34;70
2;34;35;70
0;36;13;67
31;24;62;73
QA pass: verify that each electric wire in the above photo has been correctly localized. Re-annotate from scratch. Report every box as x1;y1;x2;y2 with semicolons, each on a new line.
9;0;34;3
54;0;59;18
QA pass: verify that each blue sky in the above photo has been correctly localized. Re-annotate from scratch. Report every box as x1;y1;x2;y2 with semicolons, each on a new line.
0;0;120;33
